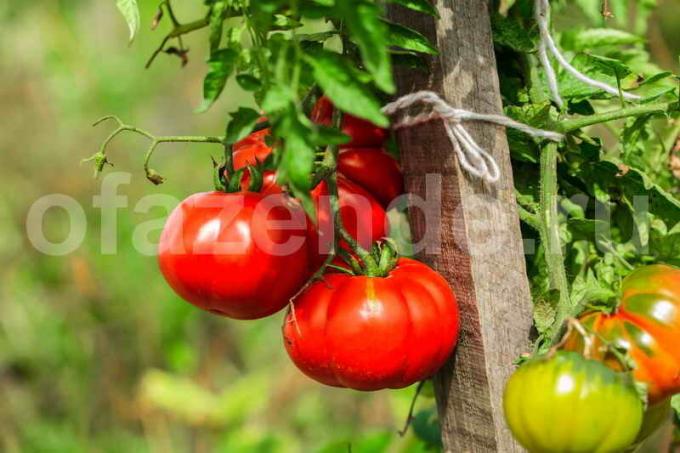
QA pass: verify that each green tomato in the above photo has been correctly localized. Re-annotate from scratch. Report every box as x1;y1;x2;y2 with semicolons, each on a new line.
503;351;643;453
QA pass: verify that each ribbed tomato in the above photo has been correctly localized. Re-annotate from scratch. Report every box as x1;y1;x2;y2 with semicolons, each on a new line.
158;191;310;319
504;351;643;453
563;264;680;403
311;96;388;148
338;148;404;207
282;258;459;390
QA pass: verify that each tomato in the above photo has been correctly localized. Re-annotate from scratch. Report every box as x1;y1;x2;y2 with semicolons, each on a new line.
229;134;390;271
282;258;459;390
311;96;388;148
308;175;388;270
503;351;643;453
563;264;680;403
337;148;404;207
158;191;310;319
233;128;271;170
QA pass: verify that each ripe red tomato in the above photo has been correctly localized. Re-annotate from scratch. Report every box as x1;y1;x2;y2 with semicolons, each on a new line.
563;264;680;403
338;148;404;207
308;175;388;270
233;128;271;170
282;258;459;390
504;351;643;452
311;96;388;148
158;191;310;319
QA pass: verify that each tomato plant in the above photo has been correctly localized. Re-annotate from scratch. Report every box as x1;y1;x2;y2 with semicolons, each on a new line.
282;257;459;391
158;191;310;319
504;351;643;453
563;264;680;403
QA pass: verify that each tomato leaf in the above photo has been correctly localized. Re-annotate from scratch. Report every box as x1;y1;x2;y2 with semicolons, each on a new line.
384;21;438;55
388;0;439;17
115;0;140;44
337;0;395;94
196;49;239;113
224;107;261;145
304;49;388;127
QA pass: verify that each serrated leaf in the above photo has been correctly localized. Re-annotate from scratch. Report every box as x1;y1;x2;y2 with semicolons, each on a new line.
533;300;556;336
338;1;395;93
304;49;388;127
224;107;261;145
196;49;239;113
116;0;140;44
384;21;438;55
389;0;439;17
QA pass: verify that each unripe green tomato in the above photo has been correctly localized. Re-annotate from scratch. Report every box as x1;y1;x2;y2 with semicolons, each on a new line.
503;352;643;453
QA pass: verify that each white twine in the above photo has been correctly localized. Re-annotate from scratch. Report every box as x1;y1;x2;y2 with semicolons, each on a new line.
382;91;564;184
535;0;641;106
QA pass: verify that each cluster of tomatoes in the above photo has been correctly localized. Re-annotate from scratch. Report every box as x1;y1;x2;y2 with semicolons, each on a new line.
157;98;461;391
504;264;680;452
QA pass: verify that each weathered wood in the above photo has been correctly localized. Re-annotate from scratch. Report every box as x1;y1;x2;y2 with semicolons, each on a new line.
387;1;533;451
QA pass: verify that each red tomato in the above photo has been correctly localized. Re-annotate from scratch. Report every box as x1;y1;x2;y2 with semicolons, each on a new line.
338;148;404;207
311;96;388;148
158;191;310;319
233;128;271;169
308;175;389;270
563;264;680;403
283;258;459;390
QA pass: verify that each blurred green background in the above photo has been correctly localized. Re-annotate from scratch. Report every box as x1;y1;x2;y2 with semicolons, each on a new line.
0;1;678;452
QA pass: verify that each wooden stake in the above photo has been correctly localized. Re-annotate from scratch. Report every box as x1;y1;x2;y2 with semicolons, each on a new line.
388;1;533;451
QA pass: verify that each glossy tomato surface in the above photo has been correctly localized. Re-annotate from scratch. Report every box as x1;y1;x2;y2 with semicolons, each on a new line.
504;351;643;453
564;264;680;403
283;258;459;390
233;128;271;169
158;191;309;319
308;175;388;270
311;96;388;148
338;148;404;207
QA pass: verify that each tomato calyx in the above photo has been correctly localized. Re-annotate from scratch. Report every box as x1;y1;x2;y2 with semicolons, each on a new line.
334;240;400;278
213;144;266;193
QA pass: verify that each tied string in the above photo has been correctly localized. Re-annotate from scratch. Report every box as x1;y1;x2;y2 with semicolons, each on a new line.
535;0;641;108
382;91;564;184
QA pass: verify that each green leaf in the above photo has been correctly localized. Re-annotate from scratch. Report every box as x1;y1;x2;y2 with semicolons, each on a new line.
208;1;227;53
338;1;395;93
491;13;536;52
384;21;438;55
235;74;262;91
115;0;140;44
389;0;439;17
224;107;261;145
561;28;643;51
196;49;239;113
304;49;388;127
274;108;316;192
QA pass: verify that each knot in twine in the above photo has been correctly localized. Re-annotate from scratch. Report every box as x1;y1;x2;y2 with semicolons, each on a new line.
382;91;564;184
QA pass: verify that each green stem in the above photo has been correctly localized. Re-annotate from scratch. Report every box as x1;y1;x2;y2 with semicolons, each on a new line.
539;143;572;345
559;103;669;133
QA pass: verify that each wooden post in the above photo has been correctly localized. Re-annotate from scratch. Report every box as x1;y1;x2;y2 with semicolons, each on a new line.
388;1;533;451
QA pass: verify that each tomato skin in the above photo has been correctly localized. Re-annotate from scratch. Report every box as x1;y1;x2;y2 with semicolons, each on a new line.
308;175;388;270
337;148;404;207
311;97;388;148
282;258;459;390
233;128;271;169
503;352;643;453
158;191;310;320
563;264;680;403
